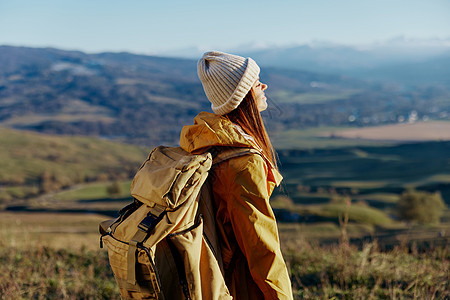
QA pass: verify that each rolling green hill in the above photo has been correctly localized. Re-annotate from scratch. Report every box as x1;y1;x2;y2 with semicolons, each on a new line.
0;127;148;203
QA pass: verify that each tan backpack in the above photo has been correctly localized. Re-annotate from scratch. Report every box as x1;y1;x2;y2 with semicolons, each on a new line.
99;146;259;299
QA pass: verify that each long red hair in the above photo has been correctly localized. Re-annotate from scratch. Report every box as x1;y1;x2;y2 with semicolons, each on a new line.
225;91;278;169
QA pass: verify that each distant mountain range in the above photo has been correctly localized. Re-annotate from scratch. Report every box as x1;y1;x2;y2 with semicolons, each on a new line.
163;38;450;85
239;39;450;85
0;46;204;145
0;45;449;146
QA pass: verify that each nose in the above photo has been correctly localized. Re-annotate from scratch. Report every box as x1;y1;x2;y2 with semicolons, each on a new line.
261;82;268;91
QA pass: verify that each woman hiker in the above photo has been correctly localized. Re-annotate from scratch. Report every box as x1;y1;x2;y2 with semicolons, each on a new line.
180;51;293;299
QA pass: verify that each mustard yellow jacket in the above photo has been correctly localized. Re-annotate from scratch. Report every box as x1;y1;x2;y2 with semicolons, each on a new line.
180;112;293;300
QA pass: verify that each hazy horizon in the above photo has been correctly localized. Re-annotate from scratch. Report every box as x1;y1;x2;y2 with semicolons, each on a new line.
1;0;449;56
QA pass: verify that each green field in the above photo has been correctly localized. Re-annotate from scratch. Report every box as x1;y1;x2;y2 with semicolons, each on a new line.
277;141;450;205
271;142;450;248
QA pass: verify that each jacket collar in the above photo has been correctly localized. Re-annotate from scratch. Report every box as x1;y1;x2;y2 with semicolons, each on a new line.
180;112;282;186
180;111;254;153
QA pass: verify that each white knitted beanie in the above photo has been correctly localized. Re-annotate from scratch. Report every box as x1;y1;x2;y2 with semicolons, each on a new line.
197;51;260;115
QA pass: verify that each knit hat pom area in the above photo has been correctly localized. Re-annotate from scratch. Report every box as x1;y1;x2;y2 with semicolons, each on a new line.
197;51;260;115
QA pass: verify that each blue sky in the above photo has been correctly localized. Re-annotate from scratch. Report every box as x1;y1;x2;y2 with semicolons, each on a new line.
1;0;449;55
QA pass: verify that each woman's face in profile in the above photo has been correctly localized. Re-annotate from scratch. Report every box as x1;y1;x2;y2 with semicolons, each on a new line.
252;79;268;112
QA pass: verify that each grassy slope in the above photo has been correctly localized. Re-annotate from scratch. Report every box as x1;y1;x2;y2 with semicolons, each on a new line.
0;127;149;201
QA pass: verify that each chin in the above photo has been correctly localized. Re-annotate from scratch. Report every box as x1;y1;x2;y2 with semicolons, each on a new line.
258;104;268;112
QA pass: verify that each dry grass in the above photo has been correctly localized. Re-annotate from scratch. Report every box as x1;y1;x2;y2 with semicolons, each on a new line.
0;244;119;299
284;241;449;299
1;212;449;299
0;212;119;299
0;212;106;252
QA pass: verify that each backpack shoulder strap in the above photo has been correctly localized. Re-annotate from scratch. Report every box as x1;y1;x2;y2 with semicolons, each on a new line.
211;147;261;166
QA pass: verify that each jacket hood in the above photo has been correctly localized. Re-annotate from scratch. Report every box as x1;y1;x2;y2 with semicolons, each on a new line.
180;111;256;153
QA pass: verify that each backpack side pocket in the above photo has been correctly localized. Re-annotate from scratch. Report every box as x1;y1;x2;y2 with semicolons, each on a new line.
102;235;163;299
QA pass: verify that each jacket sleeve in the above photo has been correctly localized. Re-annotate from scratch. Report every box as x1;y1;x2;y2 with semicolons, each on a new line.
226;154;293;300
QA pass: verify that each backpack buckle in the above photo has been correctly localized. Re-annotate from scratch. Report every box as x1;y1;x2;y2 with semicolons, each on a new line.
138;212;164;233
